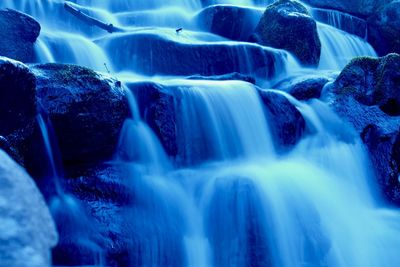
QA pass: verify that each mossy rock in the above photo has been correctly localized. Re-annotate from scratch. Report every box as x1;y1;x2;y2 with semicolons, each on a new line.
252;0;321;66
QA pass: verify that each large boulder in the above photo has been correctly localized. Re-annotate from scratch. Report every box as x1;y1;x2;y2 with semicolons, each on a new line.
97;31;290;79
302;0;391;18
0;9;41;62
330;54;400;205
258;90;306;150
367;1;400;56
31;63;129;167
195;5;263;41
0;150;58;267
252;0;321;66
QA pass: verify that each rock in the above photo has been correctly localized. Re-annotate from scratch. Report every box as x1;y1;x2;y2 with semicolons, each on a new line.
274;74;333;101
32;63;129;166
0;9;41;62
195;5;263;41
258;90;306;150
0;150;58;267
187;72;256;84
311;8;367;38
302;0;392;18
97;30;290;78
330;54;400;205
252;0;321;66
367;1;400;56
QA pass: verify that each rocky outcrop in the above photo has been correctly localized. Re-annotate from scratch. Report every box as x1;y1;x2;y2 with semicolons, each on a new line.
97;31;288;79
258;90;306;150
252;0;321;66
367;1;400;56
195;5;262;41
32;63;129;167
0;9;41;62
330;54;400;205
0;150;58;267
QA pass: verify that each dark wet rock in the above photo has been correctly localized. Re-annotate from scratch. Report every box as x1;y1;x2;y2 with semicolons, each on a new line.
274;74;333;101
311;8;367;38
330;54;400;205
252;0;321;66
97;31;287;78
0;9;41;62
367;1;400;56
258;90;306;150
195;5;263;41
31;63;129;166
127;82;177;157
302;0;391;18
0;57;37;165
187;72;256;84
0;150;58;267
0;57;36;136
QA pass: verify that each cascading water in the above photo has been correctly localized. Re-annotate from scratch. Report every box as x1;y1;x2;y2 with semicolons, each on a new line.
4;0;400;266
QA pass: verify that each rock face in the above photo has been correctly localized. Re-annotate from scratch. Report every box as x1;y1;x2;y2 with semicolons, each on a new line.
258;90;306;150
302;0;391;18
98;31;288;78
367;1;400;56
195;5;263;41
0;9;41;62
0;150;58;267
331;54;400;205
252;0;321;66
32;63;129;166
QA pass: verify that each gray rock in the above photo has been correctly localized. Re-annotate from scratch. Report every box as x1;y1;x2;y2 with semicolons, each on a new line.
0;150;58;267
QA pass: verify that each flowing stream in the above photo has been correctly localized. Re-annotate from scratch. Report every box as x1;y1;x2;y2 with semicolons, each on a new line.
2;0;400;267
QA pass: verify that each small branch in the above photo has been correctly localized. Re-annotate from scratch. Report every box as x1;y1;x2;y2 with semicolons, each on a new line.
64;2;124;33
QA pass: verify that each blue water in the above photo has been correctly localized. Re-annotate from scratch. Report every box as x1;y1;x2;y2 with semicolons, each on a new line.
3;0;400;267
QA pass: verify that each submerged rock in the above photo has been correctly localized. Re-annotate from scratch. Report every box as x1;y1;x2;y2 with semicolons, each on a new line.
331;53;400;205
367;1;400;56
0;9;41;62
195;5;263;41
274;74;333;101
32;63;129;166
252;0;321;66
258;90;306;150
97;31;287;78
0;150;58;267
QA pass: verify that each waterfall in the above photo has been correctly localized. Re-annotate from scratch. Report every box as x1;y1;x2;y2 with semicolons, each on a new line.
317;23;377;70
4;0;400;267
